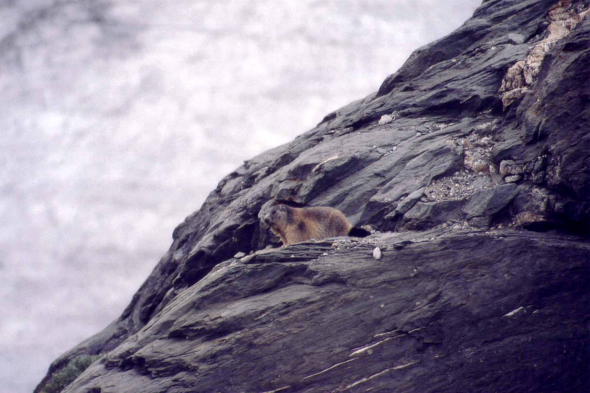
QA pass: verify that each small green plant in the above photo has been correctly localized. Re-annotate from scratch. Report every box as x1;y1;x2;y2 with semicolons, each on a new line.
43;354;102;393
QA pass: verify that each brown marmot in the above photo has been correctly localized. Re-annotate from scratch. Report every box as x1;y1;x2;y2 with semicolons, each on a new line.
262;204;353;245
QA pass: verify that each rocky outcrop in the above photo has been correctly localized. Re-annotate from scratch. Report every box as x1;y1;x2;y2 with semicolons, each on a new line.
64;230;590;393
37;0;590;392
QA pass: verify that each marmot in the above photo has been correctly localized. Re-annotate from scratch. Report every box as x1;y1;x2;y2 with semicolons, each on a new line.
263;204;353;245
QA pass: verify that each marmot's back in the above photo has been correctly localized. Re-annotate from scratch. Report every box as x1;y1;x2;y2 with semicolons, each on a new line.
263;204;352;245
297;206;352;241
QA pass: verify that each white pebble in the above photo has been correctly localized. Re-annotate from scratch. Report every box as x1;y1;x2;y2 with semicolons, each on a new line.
372;247;382;260
379;115;393;125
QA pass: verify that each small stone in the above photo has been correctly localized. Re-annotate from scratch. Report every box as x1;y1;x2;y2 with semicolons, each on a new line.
479;136;492;145
504;174;522;183
507;33;525;44
500;160;523;176
379;115;393;125
241;255;255;264
372;247;382;260
234;252;246;258
472;159;489;173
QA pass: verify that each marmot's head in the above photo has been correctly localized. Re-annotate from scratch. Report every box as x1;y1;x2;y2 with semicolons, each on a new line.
263;204;292;229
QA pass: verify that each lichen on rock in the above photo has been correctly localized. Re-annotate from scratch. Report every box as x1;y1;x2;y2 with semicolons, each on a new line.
499;1;590;108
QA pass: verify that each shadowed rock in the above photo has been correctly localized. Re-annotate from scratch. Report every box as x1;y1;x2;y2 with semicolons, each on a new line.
37;0;590;392
62;230;590;393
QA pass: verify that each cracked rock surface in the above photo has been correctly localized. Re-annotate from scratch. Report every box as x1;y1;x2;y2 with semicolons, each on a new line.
37;0;590;392
64;230;590;393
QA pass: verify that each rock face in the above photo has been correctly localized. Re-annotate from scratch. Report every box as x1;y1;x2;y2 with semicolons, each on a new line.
37;0;590;392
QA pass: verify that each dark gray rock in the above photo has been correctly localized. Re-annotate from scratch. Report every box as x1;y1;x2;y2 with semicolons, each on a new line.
402;200;465;230
37;0;590;392
463;184;519;218
386;187;426;219
63;231;590;393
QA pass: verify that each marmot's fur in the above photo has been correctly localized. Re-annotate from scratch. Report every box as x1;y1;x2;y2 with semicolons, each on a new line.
263;204;353;245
